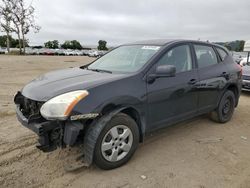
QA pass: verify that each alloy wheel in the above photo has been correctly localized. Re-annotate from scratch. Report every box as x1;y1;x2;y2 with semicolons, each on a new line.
101;125;133;162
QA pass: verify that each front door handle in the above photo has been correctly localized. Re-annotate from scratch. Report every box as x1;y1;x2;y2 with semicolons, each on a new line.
188;79;197;85
221;72;228;76
221;72;229;79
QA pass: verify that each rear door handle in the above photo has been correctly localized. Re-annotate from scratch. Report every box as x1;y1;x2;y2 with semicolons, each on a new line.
188;79;197;85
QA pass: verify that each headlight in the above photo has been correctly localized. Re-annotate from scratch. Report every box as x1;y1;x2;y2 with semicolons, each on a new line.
40;90;89;120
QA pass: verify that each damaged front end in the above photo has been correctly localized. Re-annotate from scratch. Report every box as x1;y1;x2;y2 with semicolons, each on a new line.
14;92;88;152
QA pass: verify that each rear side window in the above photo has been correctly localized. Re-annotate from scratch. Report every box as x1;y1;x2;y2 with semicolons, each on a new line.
194;45;218;68
216;47;228;61
157;45;192;73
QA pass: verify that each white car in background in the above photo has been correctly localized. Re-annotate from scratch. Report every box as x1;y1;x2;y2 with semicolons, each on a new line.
240;57;250;66
241;40;250;66
64;50;75;56
74;50;84;56
88;50;99;57
98;50;108;57
0;48;7;54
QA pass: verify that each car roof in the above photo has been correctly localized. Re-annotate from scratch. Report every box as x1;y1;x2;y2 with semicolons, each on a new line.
125;39;180;46
125;39;224;48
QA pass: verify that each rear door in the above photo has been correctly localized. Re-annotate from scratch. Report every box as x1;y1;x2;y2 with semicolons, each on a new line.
146;43;199;130
192;44;229;113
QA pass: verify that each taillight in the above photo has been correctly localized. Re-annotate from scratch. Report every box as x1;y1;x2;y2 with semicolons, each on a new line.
236;63;242;78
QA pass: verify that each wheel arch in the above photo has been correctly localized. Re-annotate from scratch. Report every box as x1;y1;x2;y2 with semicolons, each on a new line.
101;104;145;143
226;84;240;107
84;105;145;166
120;107;144;143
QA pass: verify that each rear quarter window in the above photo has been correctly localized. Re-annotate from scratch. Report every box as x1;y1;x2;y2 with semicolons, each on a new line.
216;47;228;61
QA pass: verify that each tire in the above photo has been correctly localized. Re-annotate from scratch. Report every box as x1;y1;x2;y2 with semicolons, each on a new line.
210;90;236;123
85;113;139;170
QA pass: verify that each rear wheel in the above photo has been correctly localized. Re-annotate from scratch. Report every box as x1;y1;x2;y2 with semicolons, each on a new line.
210;90;236;123
92;113;139;170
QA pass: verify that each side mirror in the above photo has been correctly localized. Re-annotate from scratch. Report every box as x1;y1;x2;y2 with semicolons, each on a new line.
156;65;176;77
147;65;176;83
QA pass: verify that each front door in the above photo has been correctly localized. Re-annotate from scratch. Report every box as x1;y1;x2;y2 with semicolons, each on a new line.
147;44;199;130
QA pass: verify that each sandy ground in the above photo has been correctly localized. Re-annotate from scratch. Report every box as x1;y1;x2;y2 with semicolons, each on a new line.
0;55;250;188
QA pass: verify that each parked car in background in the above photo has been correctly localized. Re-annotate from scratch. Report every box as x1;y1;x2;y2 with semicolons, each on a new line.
241;40;250;67
98;50;108;57
82;50;90;56
38;49;47;55
231;53;243;64
64;50;75;56
31;49;39;55
44;49;55;56
88;50;99;57
242;63;250;91
25;48;33;55
240;57;250;66
0;48;7;54
2;47;98;56
14;39;242;170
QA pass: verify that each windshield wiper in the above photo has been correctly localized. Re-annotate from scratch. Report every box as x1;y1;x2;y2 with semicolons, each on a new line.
88;68;112;74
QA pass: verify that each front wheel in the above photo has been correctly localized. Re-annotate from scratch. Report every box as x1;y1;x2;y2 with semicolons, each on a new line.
88;113;139;170
210;90;236;123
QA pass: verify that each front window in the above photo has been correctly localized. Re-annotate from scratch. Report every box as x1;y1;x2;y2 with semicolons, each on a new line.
88;45;161;73
157;45;192;73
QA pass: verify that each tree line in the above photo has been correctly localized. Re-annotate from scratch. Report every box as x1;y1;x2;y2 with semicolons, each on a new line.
44;40;83;50
0;0;40;54
0;33;245;52
216;40;245;52
0;35;109;51
44;40;108;50
0;35;28;48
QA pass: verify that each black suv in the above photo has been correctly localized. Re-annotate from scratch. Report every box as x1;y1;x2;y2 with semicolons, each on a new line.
14;39;242;169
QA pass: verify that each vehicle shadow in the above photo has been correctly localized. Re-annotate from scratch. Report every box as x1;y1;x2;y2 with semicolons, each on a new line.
71;114;219;173
241;91;250;97
53;108;246;188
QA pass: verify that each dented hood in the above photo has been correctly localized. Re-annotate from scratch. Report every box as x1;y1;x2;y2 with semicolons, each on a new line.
21;67;127;101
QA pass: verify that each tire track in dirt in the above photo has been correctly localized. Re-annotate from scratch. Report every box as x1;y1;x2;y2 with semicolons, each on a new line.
0;142;86;188
0;145;38;167
0;136;37;157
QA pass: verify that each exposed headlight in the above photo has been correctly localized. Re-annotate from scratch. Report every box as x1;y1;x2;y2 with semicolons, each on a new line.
40;90;89;120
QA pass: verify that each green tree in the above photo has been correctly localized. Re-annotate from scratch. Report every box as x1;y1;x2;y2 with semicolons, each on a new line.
224;43;232;51
44;40;59;49
239;40;245;52
2;0;40;54
0;0;13;53
71;40;82;50
98;40;108;50
0;35;28;48
61;40;82;50
61;40;70;49
11;37;20;47
0;35;7;47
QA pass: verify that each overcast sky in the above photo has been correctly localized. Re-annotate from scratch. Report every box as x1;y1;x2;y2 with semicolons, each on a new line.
16;0;250;46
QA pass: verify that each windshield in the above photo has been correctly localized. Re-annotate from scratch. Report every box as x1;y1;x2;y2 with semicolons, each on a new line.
87;45;161;73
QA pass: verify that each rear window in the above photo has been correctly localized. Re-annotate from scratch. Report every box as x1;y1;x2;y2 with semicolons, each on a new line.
194;45;218;68
216;47;228;61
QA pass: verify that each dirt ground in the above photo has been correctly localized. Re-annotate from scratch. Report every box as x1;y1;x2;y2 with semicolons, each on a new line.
0;55;250;188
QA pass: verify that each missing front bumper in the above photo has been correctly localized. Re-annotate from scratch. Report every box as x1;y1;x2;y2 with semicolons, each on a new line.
16;106;63;152
16;106;86;152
